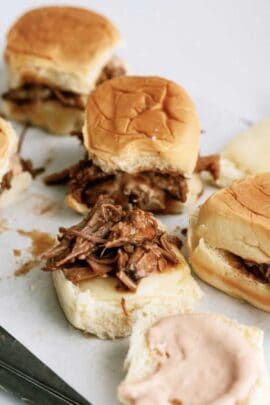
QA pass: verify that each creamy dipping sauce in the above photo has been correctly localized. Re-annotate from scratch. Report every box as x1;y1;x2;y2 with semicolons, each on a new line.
119;314;258;405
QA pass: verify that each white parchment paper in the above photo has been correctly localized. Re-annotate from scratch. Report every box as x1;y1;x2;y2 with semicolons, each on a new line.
0;98;269;405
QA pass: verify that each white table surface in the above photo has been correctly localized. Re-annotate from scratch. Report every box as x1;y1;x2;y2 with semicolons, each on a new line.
0;1;270;404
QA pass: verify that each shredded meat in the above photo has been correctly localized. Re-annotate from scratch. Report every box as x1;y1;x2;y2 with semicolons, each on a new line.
43;197;181;291
227;251;270;283
44;159;188;213
0;170;13;191
2;84;86;110
195;154;220;180
2;57;126;110
96;56;127;85
241;259;270;283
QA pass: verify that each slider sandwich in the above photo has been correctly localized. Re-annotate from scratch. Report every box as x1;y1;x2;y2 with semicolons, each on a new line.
2;6;126;135
45;76;217;214
43;197;202;339
0;117;32;207
188;173;270;312
119;313;270;404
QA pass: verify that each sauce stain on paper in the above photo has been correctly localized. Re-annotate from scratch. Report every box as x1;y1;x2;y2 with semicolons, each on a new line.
17;229;55;257
15;260;39;276
30;193;61;216
13;249;21;257
14;229;55;277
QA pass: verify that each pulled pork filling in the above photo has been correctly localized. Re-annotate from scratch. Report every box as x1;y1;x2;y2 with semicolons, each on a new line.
45;159;188;213
226;250;270;283
195;154;220;180
2;84;86;110
96;56;127;85
239;257;270;283
2;57;126;110
43;197;181;291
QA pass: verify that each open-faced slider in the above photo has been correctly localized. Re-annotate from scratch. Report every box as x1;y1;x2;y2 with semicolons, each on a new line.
43;197;202;339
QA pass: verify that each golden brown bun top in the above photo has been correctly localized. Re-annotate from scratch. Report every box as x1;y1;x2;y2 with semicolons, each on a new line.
83;76;201;175
5;6;121;90
195;173;270;263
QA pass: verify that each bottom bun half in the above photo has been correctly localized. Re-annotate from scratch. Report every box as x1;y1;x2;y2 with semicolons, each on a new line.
119;313;270;405
188;210;270;312
52;255;202;339
2;100;84;135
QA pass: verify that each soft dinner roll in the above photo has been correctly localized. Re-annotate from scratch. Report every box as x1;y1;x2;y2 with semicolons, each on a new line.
43;197;202;339
188;173;270;311
45;76;204;214
215;120;270;187
0;117;31;207
83;76;201;175
119;313;270;405
2;6;126;134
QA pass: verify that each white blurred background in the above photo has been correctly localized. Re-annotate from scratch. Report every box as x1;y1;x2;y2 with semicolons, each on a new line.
0;0;270;121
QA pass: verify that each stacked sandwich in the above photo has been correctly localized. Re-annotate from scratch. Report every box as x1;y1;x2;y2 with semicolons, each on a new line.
2;6;126;135
45;75;209;213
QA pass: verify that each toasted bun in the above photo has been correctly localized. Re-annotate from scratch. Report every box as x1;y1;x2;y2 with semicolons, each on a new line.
0;171;32;208
83;76;200;175
119;313;270;405
52;249;202;339
4;6;122;93
65;173;203;215
0;117;18;180
2;99;84;135
191;174;270;264
188;204;270;312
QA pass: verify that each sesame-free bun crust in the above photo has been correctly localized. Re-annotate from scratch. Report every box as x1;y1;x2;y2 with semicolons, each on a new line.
0;117;18;180
5;6;122;93
53;249;202;339
83;76;201;175
2;99;84;136
188;211;270;312
192;173;270;264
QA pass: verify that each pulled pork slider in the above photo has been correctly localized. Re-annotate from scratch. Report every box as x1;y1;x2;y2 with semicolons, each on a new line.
188;173;270;312
43;197;202;339
119;313;270;405
0;117;32;207
2;6;126;135
45;76;204;214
